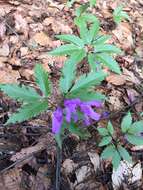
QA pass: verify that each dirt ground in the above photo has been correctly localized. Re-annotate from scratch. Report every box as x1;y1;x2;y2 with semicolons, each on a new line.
0;0;143;189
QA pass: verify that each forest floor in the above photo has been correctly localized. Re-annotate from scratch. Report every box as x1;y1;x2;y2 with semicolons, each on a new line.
0;0;143;189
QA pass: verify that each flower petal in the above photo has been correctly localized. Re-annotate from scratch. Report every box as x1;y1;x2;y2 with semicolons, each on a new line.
52;107;63;134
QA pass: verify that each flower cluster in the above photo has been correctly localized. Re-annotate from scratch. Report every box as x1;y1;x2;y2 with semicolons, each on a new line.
52;98;102;134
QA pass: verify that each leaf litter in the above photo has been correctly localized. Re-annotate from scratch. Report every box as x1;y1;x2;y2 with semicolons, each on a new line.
0;0;143;189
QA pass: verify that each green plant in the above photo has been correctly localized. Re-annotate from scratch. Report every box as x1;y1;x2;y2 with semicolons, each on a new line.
98;112;143;169
49;11;122;74
113;5;130;24
0;1;142;173
67;0;96;8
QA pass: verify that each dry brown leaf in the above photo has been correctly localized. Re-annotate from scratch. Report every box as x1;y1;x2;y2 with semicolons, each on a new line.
38;53;66;68
32;32;52;46
10;142;45;162
43;17;72;34
112;23;134;50
106;74;126;85
62;159;77;174
123;67;140;84
31;165;51;190
11;133;55;162
14;12;28;36
0;21;6;39
0;64;20;84
0;43;9;57
88;152;100;173
0;168;22;190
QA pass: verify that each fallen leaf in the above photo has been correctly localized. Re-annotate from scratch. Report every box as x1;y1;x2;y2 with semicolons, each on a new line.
32;32;52;46
0;64;20;84
106;74;126;85
123;67;140;84
62;159;77;174
14;12;28;36
0;21;6;39
0;43;9;57
112;23;134;51
112;161;142;190
43;17;72;34
88;152;100;173
0;168;22;190
76;166;91;183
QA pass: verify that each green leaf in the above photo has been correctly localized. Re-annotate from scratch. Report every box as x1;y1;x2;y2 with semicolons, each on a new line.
121;112;132;133
49;44;80;56
118;145;132;163
129;121;143;134
97;127;108;136
112;150;121;170
94;44;122;54
75;14;99;44
126;134;143;146
60;50;86;93
75;3;89;17
88;19;100;43
34;64;51;97
99;136;112;146
69;123;91;139
107;121;114;135
95;53;121;74
113;5;130;24
70;71;106;93
56;34;84;48
88;53;97;71
67;0;75;7
67;91;106;101
101;145;115;159
0;84;41;102
89;0;96;7
6;100;48;124
93;35;111;45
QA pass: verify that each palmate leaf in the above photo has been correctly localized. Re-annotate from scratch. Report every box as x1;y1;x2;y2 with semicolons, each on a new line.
56;34;84;48
101;144;115;159
49;44;80;56
88;53;97;71
107;121;114;135
34;64;51;97
95;53;121;74
93;35;111;45
0;84;41;102
70;71;106;94
67;90;106;101
89;20;100;43
6;100;48;124
97;127;108;136
121;112;132;133
128;121;143;134
99;136;112;146
94;44;122;54
60;50;86;93
112;150;121;169
126;134;143;146
118;145;132;163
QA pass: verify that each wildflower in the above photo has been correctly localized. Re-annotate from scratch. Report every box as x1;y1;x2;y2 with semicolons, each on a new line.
52;107;63;134
52;98;102;134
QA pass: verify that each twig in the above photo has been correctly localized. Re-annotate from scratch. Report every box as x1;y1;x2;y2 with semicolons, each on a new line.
55;145;62;190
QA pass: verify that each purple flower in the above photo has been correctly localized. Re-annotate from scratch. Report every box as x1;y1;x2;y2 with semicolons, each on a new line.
52;107;63;134
52;99;103;134
80;102;101;125
64;98;81;122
